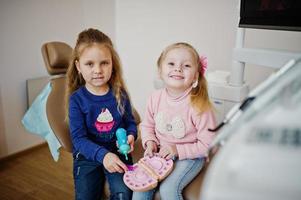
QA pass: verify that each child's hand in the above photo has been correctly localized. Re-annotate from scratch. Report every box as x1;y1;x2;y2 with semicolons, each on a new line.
158;145;178;160
144;140;158;157
127;135;135;153
103;152;128;173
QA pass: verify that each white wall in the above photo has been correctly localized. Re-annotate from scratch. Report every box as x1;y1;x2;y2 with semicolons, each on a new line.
244;29;301;88
115;0;301;117
116;0;239;116
1;0;301;157
0;0;115;158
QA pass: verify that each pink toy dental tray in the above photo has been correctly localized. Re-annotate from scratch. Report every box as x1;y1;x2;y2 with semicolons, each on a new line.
123;154;174;192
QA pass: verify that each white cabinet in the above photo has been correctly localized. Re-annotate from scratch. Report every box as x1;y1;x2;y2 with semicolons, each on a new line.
210;97;238;125
208;73;249;124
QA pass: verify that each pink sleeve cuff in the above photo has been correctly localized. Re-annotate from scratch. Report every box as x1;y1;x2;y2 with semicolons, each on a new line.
176;145;187;160
142;135;159;149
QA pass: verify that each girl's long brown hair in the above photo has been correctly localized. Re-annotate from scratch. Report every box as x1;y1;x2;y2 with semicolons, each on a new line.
65;28;131;122
157;42;213;114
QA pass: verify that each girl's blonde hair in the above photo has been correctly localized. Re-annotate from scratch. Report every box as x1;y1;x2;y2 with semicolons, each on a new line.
157;42;213;113
65;28;130;122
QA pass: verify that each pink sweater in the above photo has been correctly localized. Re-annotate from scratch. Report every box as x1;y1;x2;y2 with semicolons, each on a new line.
140;88;216;160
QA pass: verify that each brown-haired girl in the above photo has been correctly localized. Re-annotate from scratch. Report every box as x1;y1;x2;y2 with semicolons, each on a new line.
66;28;136;200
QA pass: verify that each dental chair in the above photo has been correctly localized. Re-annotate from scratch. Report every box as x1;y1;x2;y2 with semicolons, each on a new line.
41;41;210;200
41;41;73;152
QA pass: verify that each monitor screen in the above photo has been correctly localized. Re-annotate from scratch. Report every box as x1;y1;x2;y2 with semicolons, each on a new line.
239;0;301;31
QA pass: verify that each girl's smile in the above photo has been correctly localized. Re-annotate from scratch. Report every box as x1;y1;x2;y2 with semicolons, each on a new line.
169;74;184;80
160;48;198;96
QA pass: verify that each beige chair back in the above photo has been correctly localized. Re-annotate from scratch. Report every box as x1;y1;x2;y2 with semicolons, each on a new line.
41;41;73;152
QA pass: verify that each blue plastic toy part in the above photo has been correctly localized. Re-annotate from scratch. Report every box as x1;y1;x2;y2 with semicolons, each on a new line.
116;128;130;160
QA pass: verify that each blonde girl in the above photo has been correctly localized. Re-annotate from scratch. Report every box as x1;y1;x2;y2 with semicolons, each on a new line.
133;42;216;200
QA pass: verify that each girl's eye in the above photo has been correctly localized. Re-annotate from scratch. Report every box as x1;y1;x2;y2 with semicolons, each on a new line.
86;62;93;67
184;64;191;68
168;62;174;66
101;61;109;66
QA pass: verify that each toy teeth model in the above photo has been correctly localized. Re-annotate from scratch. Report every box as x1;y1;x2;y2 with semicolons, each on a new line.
123;154;173;192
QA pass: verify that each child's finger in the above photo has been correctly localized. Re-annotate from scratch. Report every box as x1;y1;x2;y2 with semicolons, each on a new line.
160;147;173;159
165;153;174;160
116;160;128;172
158;148;167;158
128;143;134;153
144;149;153;157
113;164;125;173
144;150;149;157
153;145;158;153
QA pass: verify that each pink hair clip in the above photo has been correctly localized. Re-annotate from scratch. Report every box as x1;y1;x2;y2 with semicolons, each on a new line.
199;55;208;75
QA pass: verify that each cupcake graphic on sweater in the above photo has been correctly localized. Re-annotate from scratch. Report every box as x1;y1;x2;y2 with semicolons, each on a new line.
95;108;115;132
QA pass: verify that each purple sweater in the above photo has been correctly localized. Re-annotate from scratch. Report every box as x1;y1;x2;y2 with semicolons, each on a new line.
140;88;216;160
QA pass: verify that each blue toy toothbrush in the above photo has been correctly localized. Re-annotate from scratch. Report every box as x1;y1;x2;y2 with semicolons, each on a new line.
116;128;130;160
